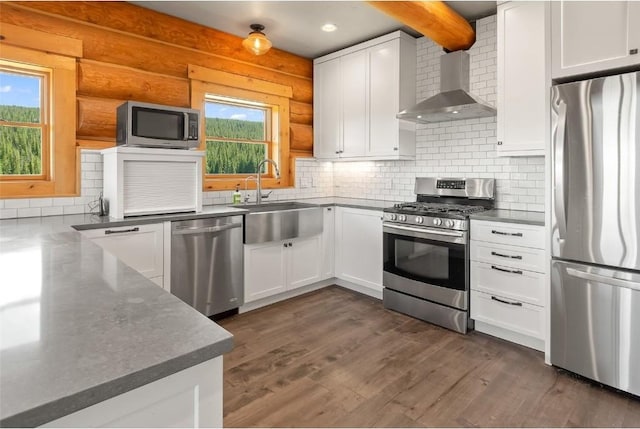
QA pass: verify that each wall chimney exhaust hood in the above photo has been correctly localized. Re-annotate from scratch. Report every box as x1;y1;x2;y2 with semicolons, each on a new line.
397;51;496;123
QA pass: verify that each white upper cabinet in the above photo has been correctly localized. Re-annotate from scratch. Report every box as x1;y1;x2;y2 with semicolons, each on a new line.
496;1;548;157
552;1;640;80
313;31;416;161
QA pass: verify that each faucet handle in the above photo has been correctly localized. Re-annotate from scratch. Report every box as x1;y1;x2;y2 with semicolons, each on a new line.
261;190;273;199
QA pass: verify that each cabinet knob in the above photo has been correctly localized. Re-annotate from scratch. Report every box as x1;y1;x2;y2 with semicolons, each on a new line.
497;141;503;146
631;48;638;55
283;243;288;247
335;150;340;154
393;147;398;151
327;207;332;211
289;242;293;247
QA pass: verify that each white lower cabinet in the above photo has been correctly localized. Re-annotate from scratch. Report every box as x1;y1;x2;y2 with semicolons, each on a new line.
42;357;222;428
244;235;322;303
80;223;164;287
334;207;383;296
470;219;546;351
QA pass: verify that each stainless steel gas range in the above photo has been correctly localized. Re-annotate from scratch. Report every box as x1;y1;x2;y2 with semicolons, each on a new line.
382;177;495;333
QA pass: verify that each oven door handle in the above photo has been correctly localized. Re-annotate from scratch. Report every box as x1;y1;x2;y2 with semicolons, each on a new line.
383;223;466;244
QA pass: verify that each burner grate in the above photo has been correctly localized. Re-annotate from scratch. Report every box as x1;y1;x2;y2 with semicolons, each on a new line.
393;202;487;215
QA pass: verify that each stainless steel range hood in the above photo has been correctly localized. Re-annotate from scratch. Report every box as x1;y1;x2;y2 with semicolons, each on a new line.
397;51;496;123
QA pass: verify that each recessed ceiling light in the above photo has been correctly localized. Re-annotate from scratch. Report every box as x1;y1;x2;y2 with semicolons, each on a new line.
452;110;459;114
322;23;338;32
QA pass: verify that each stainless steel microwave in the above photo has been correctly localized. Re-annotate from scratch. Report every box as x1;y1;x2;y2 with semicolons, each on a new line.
116;101;200;149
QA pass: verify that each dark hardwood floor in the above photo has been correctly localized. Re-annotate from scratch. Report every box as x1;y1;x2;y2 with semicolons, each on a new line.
219;286;640;427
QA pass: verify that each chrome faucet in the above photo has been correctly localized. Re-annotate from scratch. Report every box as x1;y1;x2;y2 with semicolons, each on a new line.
256;159;280;204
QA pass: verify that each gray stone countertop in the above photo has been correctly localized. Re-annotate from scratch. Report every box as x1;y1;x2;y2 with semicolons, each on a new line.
0;217;234;427
469;209;545;226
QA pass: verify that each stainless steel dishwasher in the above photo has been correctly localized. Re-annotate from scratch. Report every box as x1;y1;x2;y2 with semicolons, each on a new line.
171;215;243;317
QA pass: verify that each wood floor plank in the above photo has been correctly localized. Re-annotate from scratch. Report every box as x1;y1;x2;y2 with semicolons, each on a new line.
220;286;640;427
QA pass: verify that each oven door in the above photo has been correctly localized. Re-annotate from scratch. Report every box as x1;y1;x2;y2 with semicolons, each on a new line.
383;222;469;310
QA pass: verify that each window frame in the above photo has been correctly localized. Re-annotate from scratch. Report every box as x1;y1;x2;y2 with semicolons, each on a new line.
0;62;51;181
189;65;292;192
0;42;78;198
203;95;274;177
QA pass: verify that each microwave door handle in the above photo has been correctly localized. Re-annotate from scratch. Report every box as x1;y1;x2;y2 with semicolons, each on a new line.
183;112;190;141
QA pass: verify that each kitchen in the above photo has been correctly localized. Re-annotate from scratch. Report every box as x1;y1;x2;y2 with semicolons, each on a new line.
1;0;639;427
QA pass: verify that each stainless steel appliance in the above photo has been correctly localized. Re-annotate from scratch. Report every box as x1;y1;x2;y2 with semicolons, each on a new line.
116;100;200;149
551;71;640;396
383;177;495;333
171;216;243;317
397;51;496;123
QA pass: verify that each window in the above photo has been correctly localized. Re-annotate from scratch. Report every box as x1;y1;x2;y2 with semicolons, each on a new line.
0;64;49;179
0;35;79;198
189;65;292;191
204;96;272;175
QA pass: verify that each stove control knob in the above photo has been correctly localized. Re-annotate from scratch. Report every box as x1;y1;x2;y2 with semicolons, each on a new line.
399;214;407;222
389;213;397;221
415;216;424;224
445;219;454;228
433;218;442;226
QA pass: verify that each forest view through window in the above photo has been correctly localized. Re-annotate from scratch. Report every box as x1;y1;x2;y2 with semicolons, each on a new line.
204;96;271;175
0;66;48;177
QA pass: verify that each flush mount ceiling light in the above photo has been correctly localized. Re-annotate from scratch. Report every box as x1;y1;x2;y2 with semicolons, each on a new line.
321;23;338;32
242;24;272;56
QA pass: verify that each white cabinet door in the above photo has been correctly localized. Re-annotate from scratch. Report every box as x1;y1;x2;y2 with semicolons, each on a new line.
313;58;341;159
368;39;399;157
81;223;164;280
313;31;416;161
552;1;640;79
335;207;383;292
340;49;368;158
287;235;323;290
497;1;547;157
321;206;335;279
244;241;287;303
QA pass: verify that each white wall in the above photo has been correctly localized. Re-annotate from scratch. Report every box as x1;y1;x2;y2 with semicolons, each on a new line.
1;14;545;219
333;15;545;212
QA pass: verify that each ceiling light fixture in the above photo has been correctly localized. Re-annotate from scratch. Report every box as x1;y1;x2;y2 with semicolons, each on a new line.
321;23;338;32
242;24;272;56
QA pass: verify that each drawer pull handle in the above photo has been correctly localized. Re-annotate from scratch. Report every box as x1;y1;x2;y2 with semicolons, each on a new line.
491;251;523;260
491;265;523;275
491;230;523;237
491;296;523;307
105;227;140;235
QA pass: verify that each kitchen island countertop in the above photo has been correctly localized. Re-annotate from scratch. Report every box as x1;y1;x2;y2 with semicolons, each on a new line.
0;216;235;427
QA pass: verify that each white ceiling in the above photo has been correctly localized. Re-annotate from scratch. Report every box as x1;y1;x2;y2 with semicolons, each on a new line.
129;1;497;59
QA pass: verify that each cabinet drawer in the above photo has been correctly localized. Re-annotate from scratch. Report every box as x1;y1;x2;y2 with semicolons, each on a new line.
471;290;544;340
471;220;544;249
471;261;544;306
471;240;546;273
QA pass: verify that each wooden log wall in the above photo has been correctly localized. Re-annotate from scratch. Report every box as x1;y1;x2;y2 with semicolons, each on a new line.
0;1;314;157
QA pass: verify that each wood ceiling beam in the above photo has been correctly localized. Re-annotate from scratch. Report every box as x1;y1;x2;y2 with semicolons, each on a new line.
367;1;475;51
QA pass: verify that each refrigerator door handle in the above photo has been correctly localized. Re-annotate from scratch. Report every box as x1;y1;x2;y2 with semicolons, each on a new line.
566;267;640;292
554;99;568;241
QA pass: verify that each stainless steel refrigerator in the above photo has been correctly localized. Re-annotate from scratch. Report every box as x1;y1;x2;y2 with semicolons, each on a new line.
551;71;640;396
